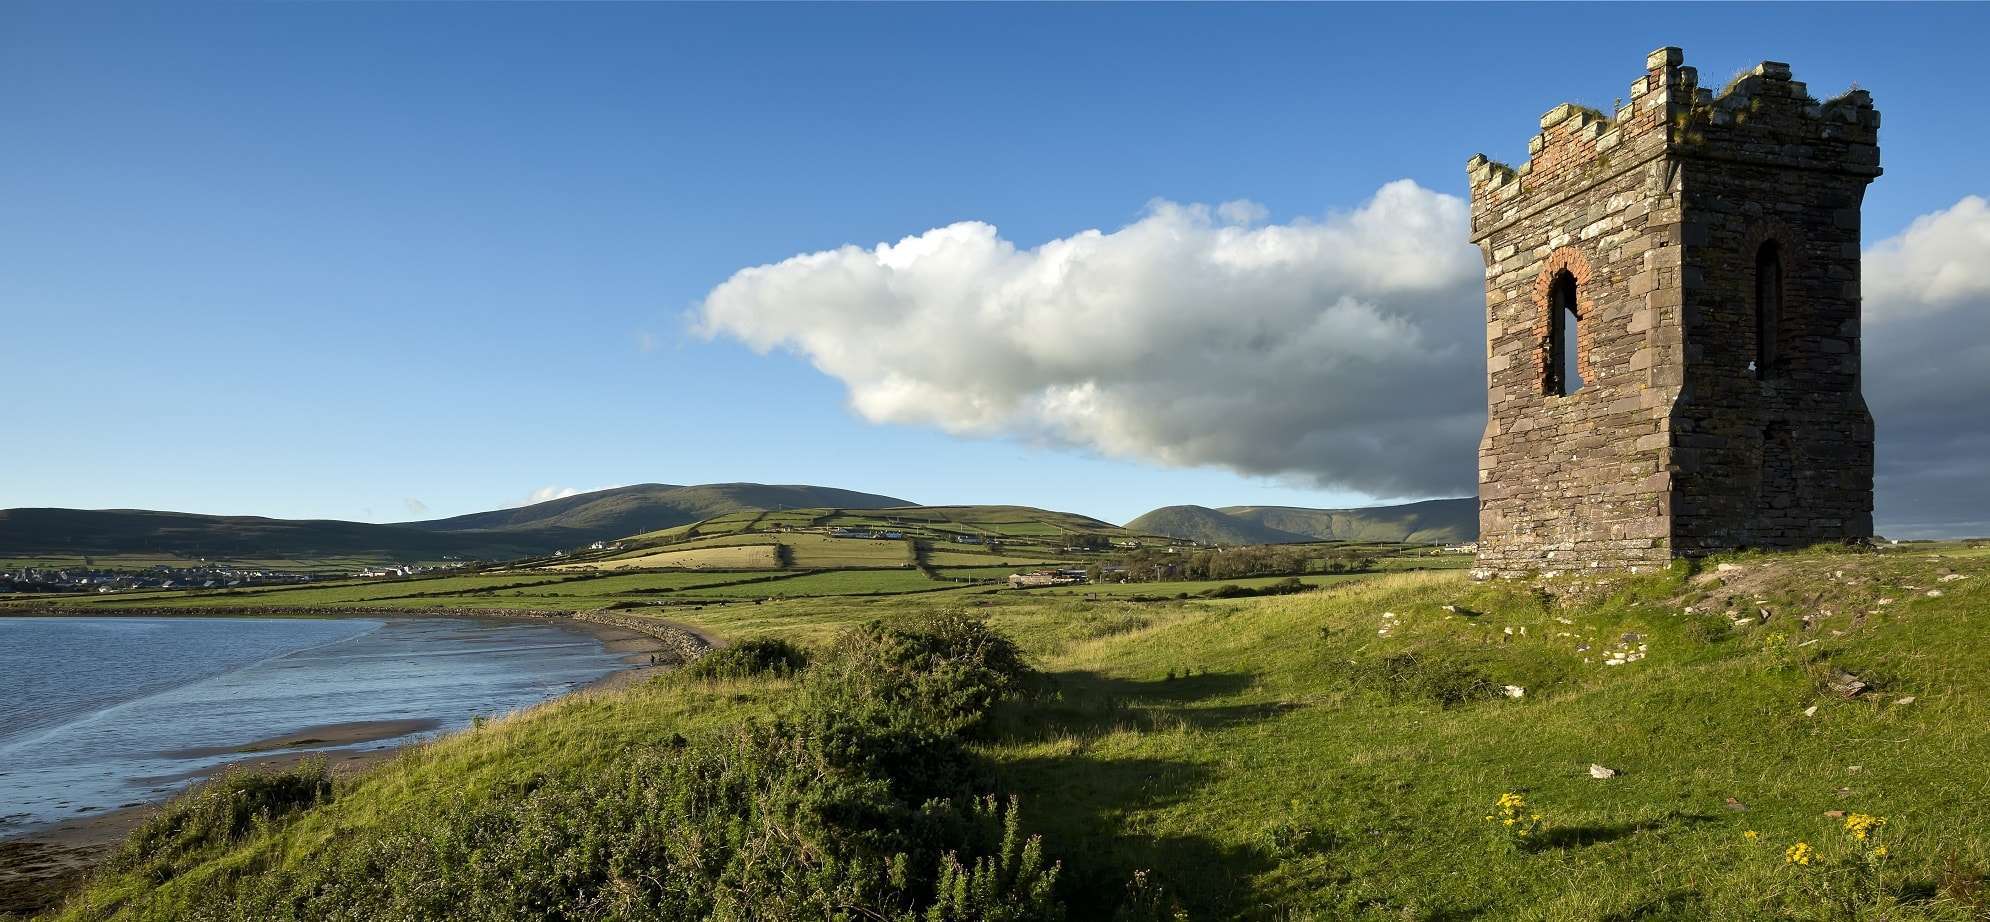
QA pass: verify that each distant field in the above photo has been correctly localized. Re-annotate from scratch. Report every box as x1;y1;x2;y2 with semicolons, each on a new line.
675;569;952;599
499;571;782;596
930;565;1029;581
1027;572;1374;597
784;534;914;568
922;550;1065;567
560;544;782;571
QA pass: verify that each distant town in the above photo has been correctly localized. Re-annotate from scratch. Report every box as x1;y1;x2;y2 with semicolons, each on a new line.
0;561;468;594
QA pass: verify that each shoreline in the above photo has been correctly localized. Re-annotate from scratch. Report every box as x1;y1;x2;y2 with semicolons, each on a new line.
0;608;715;917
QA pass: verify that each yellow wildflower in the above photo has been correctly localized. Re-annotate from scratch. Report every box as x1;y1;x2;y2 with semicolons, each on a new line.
1744;830;1758;841
1786;842;1814;866
1843;813;1886;841
1871;845;1888;858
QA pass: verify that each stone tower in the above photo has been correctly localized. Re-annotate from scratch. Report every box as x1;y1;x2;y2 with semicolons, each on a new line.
1467;47;1881;577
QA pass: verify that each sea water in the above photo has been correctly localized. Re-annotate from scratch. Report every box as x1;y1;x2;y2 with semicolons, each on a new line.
0;616;626;834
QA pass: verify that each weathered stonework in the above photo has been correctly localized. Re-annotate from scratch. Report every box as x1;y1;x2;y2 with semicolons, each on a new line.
1468;47;1881;577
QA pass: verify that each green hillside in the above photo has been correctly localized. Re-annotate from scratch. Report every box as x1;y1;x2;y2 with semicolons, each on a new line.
551;504;1156;572
1121;505;1315;545
0;484;913;567
405;483;912;539
43;543;1990;920
1129;498;1477;545
0;509;543;564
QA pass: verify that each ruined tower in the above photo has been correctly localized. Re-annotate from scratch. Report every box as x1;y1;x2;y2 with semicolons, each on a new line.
1467;47;1881;576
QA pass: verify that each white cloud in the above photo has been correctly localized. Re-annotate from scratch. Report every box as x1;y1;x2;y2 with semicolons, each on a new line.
1866;195;1990;319
1863;195;1990;537
697;180;1485;497
403;497;429;515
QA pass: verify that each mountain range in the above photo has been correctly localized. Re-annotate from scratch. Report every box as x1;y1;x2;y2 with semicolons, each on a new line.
1125;498;1476;546
0;483;911;563
1;484;1477;564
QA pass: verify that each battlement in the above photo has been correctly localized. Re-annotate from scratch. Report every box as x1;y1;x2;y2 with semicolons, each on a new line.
1467;47;1880;242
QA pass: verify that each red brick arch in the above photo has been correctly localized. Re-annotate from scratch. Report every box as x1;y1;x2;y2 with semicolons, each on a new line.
1531;246;1598;394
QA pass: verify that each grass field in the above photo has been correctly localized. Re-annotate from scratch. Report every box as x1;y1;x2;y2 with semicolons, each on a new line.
785;534;915;568
46;543;1990;919
923;551;1066;567
1030;572;1375;597
672;568;955;599
556;544;782;570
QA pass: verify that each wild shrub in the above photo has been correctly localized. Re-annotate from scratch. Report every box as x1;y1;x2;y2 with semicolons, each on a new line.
684;637;811;678
1684;612;1734;645
107;759;332;886
1198;577;1311;600
1343;650;1502;708
1071;612;1150;640
128;616;1063;922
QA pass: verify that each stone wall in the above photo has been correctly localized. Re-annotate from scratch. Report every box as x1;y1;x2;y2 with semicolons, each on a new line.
1466;47;1879;577
1670;63;1880;552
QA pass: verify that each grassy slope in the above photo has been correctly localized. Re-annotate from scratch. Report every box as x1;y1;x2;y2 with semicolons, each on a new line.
0;484;916;565
1122;505;1316;545
1222;497;1478;545
0;509;546;564
403;483;913;537
48;544;1990;920
1128;498;1478;546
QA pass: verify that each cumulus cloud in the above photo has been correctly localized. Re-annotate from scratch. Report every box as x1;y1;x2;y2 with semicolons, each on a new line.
697;180;1486;497
1864;195;1990;538
403;497;429;515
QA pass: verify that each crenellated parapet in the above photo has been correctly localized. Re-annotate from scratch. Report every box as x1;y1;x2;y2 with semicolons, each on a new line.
1466;47;1880;244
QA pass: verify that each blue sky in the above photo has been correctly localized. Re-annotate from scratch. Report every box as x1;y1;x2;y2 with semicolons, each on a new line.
4;3;1987;530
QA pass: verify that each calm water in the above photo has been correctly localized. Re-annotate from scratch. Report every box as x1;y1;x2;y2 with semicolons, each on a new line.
0;616;627;834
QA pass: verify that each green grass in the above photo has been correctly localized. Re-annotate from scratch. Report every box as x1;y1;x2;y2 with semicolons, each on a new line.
41;545;1990;919
1029;572;1372;597
673;568;951;599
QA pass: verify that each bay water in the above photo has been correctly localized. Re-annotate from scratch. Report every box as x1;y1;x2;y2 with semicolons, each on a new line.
0;616;627;835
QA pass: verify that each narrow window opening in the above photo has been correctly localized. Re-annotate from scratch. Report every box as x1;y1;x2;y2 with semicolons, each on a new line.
1546;270;1583;395
1755;240;1782;380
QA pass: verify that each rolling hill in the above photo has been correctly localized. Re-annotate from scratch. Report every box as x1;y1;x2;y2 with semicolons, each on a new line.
1117;505;1315;546
0;484;914;565
1127;497;1476;545
405;483;912;539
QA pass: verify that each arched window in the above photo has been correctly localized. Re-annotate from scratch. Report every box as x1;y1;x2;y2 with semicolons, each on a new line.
1755;240;1782;380
1546;270;1582;395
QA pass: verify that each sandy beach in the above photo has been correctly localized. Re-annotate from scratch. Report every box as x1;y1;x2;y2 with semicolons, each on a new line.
0;611;698;917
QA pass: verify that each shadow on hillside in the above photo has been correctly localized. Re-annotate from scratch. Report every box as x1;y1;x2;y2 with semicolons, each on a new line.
1530;811;1717;851
1001;670;1280;744
988;669;1285;917
1598;888;1708;921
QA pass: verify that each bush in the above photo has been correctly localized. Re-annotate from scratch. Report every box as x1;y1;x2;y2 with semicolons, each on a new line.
684;637;811;678
1072;612;1150;640
108;758;333;885
1685;612;1733;645
124;616;1062;922
1198;577;1313;599
1344;651;1503;708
